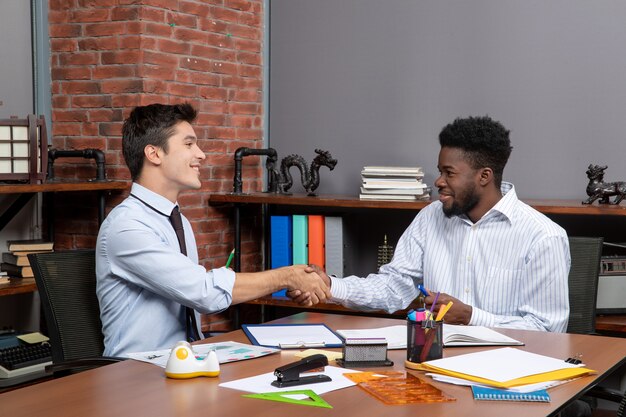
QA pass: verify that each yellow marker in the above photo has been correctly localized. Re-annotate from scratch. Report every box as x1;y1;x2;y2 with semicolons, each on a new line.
436;301;454;321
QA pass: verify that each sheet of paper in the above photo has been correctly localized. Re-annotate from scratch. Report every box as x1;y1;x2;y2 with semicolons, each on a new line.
335;325;406;349
17;332;49;344
243;324;343;348
219;365;360;395
127;341;279;368
424;347;583;383
426;373;574;393
294;349;344;362
442;325;524;346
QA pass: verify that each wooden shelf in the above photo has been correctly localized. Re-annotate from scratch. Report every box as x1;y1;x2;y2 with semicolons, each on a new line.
209;192;626;216
0;180;129;194
0;278;37;296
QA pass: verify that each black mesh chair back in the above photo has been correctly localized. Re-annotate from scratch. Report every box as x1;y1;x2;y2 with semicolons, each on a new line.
29;250;118;370
566;236;603;334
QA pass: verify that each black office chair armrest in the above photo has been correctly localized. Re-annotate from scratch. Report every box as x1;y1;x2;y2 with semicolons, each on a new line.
46;357;126;375
587;386;624;403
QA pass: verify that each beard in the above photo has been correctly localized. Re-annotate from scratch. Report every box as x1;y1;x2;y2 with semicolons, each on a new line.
442;187;480;218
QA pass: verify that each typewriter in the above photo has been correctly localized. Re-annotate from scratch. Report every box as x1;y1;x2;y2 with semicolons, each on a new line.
0;331;52;387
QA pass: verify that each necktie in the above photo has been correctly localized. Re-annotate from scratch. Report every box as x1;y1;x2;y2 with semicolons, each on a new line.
169;206;201;342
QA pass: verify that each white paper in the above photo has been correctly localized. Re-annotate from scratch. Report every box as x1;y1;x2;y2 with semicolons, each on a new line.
127;341;279;368
336;325;406;349
426;373;575;393
244;324;343;348
424;347;583;383
219;365;360;394
442;325;524;346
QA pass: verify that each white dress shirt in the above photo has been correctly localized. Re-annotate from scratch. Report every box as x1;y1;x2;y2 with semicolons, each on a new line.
330;182;571;332
96;183;236;356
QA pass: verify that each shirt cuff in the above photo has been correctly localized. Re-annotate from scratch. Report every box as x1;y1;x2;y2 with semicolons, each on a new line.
329;276;348;302
212;266;236;299
469;306;496;327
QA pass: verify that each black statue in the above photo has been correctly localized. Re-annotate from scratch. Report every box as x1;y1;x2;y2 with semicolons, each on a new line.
277;149;338;196
582;164;626;205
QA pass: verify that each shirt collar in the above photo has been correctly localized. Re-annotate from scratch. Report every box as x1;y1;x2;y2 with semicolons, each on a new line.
484;181;517;224
130;183;178;217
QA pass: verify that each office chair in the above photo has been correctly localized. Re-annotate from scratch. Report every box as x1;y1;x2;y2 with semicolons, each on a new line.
566;237;626;414
29;250;122;375
566;236;603;334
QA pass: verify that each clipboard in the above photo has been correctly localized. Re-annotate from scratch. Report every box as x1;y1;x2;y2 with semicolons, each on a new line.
242;323;343;349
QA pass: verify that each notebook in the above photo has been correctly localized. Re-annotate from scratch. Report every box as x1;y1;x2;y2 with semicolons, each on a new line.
471;386;551;402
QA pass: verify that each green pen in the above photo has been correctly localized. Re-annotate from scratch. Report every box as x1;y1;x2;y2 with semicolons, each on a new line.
225;249;235;269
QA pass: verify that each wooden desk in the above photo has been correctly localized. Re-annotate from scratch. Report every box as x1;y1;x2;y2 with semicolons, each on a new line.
2;313;625;417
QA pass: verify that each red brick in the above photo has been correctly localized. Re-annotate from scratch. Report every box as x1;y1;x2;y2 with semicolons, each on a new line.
72;95;112;108
227;24;260;40
111;7;139;21
235;128;262;140
49;24;82;38
201;102;228;114
101;79;143;94
228;102;259;115
82;123;99;136
191;44;235;61
207;33;234;49
173;27;207;44
144;50;179;67
208;127;236;139
239;64;261;78
179;1;211;17
168;83;198;97
138;7;166;22
59;52;99;66
84;22;129;37
166;11;197;28
144;22;174;37
52;122;82;136
199;18;228;34
157;38;190;55
52;95;71;108
53;110;89;122
89;109;124;122
238;12;261;27
61;81;99;96
98;122;123;137
211;7;239;23
78;0;118;7
50;38;78;52
66;137;107;149
93;65;137;79
101;50;142;65
71;8;110;22
197;113;226;127
230;89;260;102
222;75;261;89
234;38;260;53
78;37;119;51
225;0;254;12
199;86;227;100
143;80;168;94
119;35;142;49
140;65;176;80
237;51;261;65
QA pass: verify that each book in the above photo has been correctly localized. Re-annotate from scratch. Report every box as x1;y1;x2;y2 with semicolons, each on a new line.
270;215;292;297
362;166;424;176
308;215;325;270
324;216;345;277
359;194;422;201
359;187;426;195
2;252;30;267
6;239;54;252
0;263;34;278
292;215;308;265
361;181;426;190
471;386;551;402
442;325;524;347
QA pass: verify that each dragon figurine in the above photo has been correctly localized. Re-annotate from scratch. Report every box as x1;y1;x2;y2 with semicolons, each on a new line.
276;149;337;196
582;164;626;205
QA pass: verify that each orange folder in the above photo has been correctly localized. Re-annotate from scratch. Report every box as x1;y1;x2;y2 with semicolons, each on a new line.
308;215;325;270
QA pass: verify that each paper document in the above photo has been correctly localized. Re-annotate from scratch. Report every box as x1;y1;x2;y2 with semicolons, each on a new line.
127;341;279;368
442;324;524;346
219;365;360;395
336;325;406;349
242;324;343;348
420;347;595;389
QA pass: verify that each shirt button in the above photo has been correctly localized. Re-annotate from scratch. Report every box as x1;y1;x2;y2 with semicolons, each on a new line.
466;256;472;262
465;287;470;293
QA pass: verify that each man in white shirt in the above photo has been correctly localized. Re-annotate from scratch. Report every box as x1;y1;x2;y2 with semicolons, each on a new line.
296;116;570;333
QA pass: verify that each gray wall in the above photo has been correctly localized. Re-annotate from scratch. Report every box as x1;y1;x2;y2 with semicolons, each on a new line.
269;0;626;199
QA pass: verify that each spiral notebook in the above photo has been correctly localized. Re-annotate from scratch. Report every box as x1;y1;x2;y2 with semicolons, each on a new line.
471;386;551;402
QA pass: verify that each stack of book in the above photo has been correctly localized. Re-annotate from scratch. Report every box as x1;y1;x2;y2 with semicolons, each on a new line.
359;166;430;201
1;239;54;280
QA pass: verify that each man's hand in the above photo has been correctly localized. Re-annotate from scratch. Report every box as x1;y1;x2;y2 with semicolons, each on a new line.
284;264;331;306
424;291;472;325
287;264;331;306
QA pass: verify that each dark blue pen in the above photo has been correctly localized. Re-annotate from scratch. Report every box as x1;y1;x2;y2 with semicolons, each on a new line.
417;284;430;297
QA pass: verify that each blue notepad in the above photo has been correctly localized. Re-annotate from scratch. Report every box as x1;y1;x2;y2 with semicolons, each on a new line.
471;386;551;402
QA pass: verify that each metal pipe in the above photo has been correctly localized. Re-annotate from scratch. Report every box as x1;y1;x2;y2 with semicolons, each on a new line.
233;147;278;194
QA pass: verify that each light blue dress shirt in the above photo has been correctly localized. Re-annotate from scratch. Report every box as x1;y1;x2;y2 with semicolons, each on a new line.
96;183;235;356
330;183;571;332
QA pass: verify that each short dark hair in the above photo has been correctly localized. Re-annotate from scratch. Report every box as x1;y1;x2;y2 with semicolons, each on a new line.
122;103;198;181
438;116;513;187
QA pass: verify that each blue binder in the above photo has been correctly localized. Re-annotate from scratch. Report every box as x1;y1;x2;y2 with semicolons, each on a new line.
270;215;292;297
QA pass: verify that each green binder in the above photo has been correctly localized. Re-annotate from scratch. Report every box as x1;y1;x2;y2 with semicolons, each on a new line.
292;214;308;264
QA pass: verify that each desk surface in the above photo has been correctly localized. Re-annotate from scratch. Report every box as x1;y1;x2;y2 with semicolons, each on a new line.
2;313;626;417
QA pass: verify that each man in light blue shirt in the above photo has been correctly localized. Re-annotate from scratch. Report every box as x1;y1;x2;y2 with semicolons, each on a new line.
296;116;570;333
96;103;329;356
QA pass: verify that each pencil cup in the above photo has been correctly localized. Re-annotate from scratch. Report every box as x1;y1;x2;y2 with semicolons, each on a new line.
405;319;443;369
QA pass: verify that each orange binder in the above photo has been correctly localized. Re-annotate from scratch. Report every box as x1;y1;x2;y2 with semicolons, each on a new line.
308;215;325;270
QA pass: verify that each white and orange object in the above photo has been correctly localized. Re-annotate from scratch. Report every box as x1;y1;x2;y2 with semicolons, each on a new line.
164;341;220;379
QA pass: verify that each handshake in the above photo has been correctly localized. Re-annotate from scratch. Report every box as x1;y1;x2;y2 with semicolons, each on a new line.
282;264;331;306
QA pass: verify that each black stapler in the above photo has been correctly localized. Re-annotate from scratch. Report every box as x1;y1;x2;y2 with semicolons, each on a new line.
271;354;332;388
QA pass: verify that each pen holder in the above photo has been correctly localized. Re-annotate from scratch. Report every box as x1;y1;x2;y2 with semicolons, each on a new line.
405;319;443;369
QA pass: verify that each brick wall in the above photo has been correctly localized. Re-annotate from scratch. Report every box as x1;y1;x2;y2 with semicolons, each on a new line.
48;0;266;331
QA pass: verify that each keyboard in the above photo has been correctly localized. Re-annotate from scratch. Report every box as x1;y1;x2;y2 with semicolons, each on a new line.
0;341;52;387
